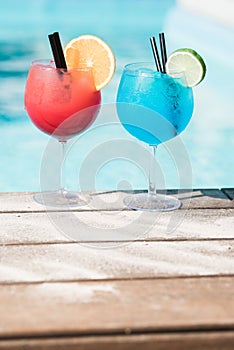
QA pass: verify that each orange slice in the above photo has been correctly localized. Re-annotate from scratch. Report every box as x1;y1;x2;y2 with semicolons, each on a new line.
64;34;116;90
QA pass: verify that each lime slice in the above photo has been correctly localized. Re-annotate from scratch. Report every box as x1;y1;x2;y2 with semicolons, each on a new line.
165;48;206;87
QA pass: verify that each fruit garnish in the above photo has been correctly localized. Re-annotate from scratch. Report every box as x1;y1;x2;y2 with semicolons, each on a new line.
165;48;206;87
64;34;116;90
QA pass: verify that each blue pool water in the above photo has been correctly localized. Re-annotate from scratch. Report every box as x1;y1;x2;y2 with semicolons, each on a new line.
0;0;234;192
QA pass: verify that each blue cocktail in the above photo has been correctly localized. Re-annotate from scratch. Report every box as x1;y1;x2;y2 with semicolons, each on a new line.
117;62;194;211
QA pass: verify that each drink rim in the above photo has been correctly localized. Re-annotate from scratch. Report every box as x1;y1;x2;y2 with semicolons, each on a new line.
123;62;184;78
31;59;93;72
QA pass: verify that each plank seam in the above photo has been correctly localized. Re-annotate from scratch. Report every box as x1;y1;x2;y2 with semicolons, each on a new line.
1;274;234;286
0;326;234;342
0;205;234;214
1;237;234;247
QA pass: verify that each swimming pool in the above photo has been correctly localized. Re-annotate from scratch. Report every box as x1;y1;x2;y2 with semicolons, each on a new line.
0;0;233;192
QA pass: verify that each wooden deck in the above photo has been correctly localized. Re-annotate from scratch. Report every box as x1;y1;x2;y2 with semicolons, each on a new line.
0;189;234;349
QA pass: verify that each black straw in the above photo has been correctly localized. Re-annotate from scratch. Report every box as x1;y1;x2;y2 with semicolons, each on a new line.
150;36;162;73
48;32;67;70
159;33;167;73
48;34;61;68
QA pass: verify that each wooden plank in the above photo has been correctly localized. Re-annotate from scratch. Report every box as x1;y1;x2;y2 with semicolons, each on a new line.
0;189;233;213
0;332;234;350
222;188;234;200
0;241;233;283
0;212;69;244
179;188;233;209
0;277;233;338
0;209;234;245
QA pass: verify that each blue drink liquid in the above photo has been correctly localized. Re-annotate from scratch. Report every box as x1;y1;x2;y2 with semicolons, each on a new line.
117;63;194;145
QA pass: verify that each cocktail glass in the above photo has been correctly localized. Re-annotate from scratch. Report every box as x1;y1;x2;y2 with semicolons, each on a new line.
25;59;101;207
117;62;194;211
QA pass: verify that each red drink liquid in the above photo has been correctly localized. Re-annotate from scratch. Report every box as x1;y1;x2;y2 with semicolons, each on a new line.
25;60;101;139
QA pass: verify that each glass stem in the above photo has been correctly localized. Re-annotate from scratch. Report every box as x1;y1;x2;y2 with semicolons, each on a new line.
148;145;157;196
58;139;67;193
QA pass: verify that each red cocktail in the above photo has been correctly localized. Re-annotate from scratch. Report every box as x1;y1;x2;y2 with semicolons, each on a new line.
24;59;101;206
25;59;101;139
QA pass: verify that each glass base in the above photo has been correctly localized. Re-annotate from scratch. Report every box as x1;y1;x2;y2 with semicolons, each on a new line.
33;190;89;208
124;193;181;212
